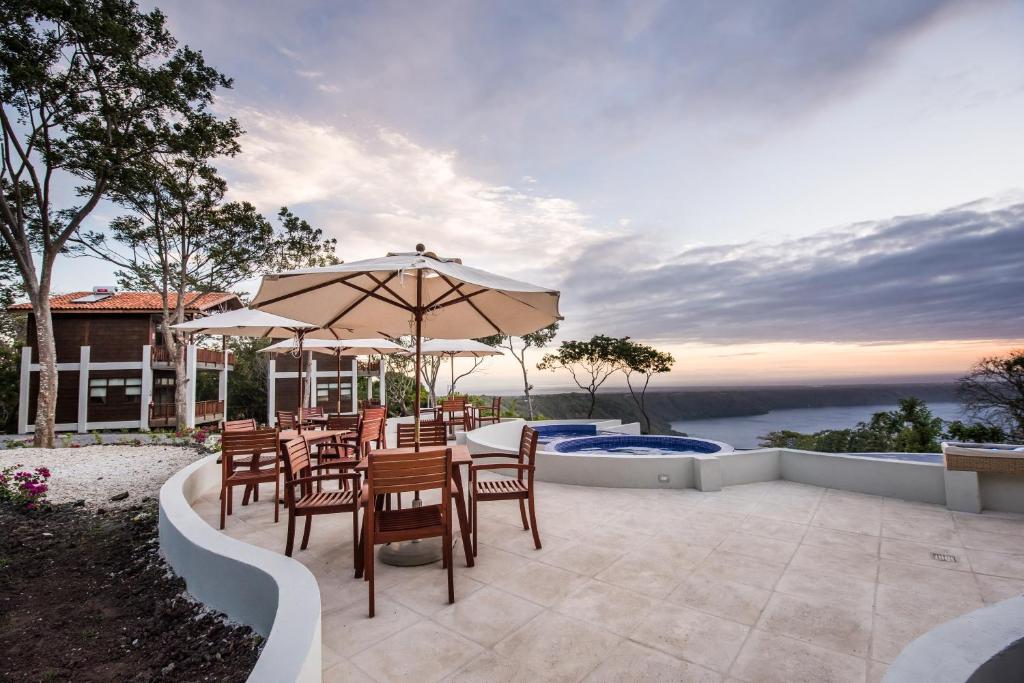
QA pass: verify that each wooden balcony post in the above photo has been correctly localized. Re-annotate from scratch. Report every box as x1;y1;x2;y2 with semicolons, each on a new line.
140;345;152;431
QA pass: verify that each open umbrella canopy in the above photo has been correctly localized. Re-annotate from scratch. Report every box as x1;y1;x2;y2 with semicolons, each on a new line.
415;338;504;358
259;338;405;356
250;249;561;338
170;307;318;338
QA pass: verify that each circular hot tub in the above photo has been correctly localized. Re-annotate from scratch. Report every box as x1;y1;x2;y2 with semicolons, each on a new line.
552;434;733;456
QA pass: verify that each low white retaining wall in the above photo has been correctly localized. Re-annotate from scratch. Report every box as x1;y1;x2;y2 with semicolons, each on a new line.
159;455;322;683
468;421;1024;511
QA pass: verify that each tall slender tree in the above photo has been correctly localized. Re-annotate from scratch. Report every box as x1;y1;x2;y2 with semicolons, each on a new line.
538;334;625;418
0;0;231;445
487;323;557;419
617;340;674;433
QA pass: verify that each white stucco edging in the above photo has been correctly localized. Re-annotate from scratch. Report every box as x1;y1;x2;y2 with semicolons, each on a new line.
158;454;322;683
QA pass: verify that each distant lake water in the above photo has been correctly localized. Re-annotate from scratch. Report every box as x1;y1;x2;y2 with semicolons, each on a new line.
671;402;966;450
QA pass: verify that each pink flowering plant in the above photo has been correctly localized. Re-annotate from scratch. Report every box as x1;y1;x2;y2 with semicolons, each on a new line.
0;464;51;509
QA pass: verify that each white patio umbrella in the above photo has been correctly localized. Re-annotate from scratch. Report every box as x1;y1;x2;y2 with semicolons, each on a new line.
251;245;561;436
171;308;325;431
260;338;404;413
416;338;503;397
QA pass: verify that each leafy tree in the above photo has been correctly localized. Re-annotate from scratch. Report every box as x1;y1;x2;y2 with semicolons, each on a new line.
758;397;944;453
538;334;626;418
225;337;271;421
616;340;674;434
0;0;231;446
945;420;1006;444
72;135;337;428
956;349;1024;440
487;323;558;419
419;353;443;407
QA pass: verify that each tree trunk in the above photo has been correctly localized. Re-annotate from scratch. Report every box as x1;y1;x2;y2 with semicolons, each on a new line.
587;391;596;418
32;295;57;448
520;362;534;420
161;320;189;432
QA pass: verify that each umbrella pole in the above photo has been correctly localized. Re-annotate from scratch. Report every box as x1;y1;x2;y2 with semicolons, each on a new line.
414;269;423;452
336;350;342;415
297;331;305;434
450;354;455;397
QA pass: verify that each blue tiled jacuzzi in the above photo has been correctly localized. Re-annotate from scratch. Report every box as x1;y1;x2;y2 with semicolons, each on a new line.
552;434;726;456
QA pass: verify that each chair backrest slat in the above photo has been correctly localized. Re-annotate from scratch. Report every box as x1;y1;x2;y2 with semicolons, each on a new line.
327;414;360;431
368;448;450;496
276;411;297;430
221;428;279;478
518;426;540;482
223;417;257;432
282;437;314;501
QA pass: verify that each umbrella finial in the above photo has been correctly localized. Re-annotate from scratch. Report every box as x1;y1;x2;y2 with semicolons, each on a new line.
415;243;425;253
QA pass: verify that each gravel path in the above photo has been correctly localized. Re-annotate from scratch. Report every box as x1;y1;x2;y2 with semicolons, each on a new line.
0;445;204;507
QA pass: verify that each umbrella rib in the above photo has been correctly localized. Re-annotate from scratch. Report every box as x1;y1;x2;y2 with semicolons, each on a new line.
365;272;413;310
435;273;502;334
254;272;367;307
324;272;404;329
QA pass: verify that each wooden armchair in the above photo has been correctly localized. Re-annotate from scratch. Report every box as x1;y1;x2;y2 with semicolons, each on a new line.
316;414;361;465
475;397;502;428
318;417;383;481
363;448;453;617
470;425;541;555
362;406;388;448
281;437;362;565
395;422;449;448
222;417;257;432
276;411;297;430
219;428;281;529
440;398;471;437
300;406;324;429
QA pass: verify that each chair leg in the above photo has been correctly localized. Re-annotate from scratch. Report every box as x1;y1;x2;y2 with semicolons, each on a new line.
518;499;529;530
300;516;312;550
219;485;227;530
286;513;296;557
227;484;233;516
273;477;280;524
352;509;360;573
528;493;541;550
446;529;454;604
366;533;375;617
242;484;252;506
471;490;478;557
253;484;260;502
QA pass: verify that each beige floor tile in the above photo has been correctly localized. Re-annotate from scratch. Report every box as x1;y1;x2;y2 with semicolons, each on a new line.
960;529;1024;555
719;532;799;564
757;593;872;657
384;567;485;616
631;602;749;672
323;659;373;682
637;536;716;570
433;586;544;647
954;512;1024;537
667;574;771;625
877;559;981;599
455;544;531;584
965;549;1024;580
730;629;866;683
811;508;882;536
870;611;936;664
584;640;720;682
879;537;971;572
492;524;572;559
494;612;621;682
352;621;483;682
494;561;588;607
749;501;816;525
789;543;879;582
976;573;1024;604
695;550;786;591
554;579;654;636
444;651;558;683
773;565;876;613
867;660;889;683
881;516;961;545
539;542;625;576
321;596;423;657
801;526;880;555
874;582;983;624
595;550;685;598
738;516;808;543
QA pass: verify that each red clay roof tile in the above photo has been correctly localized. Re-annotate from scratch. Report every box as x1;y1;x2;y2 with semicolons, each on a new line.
7;291;241;313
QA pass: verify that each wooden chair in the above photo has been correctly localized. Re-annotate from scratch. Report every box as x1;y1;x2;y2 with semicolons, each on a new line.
362;406;388;448
222;417;257;432
300;406;324;429
276;411;297;430
219;428;281;529
470;425;541;555
359;399;381;409
440;398;471;437
281;437;362;564
475;397;502;428
318;417;383;481
316;414;365;467
363;448;453;617
395;422;449;448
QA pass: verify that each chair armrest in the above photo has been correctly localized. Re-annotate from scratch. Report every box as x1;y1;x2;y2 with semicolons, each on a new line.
471;463;533;473
309;461;357;471
286;472;361;488
469;452;521;459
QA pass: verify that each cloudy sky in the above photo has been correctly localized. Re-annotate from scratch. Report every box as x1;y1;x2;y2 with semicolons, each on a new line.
66;0;1024;389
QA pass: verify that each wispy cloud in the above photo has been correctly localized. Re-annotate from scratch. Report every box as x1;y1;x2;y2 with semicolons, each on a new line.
561;197;1024;344
219;106;610;280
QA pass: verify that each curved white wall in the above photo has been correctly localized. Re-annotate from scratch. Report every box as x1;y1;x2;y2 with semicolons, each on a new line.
159;455;322;683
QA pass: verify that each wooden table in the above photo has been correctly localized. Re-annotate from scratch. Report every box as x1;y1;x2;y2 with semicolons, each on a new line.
278;429;351;446
356;444;475;568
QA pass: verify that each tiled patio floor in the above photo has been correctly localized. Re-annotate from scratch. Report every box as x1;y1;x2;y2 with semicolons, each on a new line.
192;476;1024;682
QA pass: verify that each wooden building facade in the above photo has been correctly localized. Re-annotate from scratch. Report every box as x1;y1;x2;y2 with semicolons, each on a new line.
9;288;243;434
265;351;386;425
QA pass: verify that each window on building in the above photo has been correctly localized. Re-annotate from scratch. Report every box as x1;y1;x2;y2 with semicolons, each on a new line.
89;378;107;404
317;382;352;401
88;377;144;404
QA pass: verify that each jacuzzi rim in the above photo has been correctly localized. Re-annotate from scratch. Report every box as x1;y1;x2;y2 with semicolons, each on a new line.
548;434;734;456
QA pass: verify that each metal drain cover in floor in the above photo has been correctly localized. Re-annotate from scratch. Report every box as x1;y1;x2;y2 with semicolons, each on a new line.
931;551;958;563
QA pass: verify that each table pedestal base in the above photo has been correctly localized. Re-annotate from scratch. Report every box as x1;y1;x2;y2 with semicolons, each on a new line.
379;539;443;566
